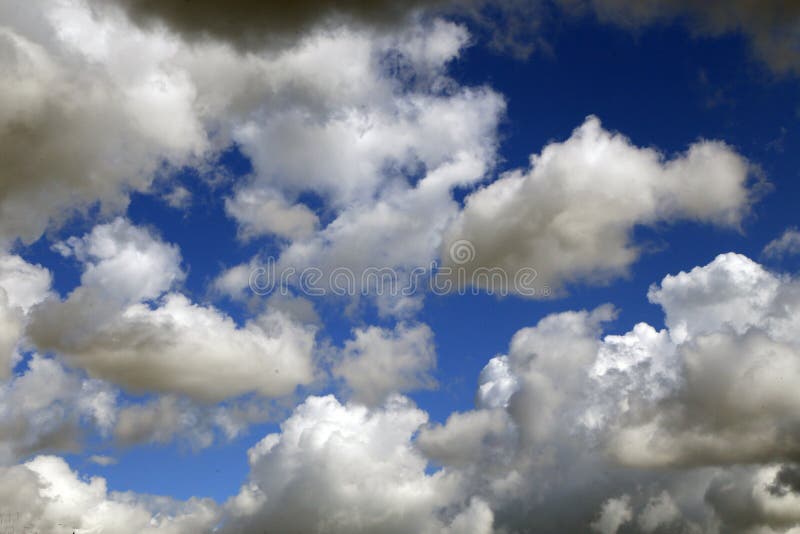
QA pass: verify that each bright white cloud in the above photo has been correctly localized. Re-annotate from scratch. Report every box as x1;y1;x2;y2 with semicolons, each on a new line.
0;455;218;533
224;394;474;533
0;254;51;376
443;116;755;294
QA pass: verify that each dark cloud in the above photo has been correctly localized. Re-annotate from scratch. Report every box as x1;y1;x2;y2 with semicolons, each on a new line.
99;0;800;74
97;0;448;50
769;464;800;496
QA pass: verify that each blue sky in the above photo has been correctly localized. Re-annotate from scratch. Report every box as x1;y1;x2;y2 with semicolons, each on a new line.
2;1;800;533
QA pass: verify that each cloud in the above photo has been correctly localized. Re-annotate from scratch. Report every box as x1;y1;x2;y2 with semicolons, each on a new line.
223;394;478;533
96;0;800;76
590;495;632;534
334;322;437;406
443;116;756;295
88;455;117;466
28;219;317;402
562;0;800;75
0;455;218;533
0;0;210;245
114;395;271;448
225;188;319;241
10;250;800;532
605;253;800;468
0;355;116;464
0;254;51;377
764;227;800;259
97;0;447;51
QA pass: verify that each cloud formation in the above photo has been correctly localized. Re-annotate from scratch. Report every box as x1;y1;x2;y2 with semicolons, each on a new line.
444;116;756;294
28;219;317;402
334;322;437;406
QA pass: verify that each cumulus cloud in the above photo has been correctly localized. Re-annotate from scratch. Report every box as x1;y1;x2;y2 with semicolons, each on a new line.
223;394;477;533
0;455;218;533
0;254;51;377
413;253;800;531
9;252;800;532
605;253;800;468
443;116;756;295
0;355;116;464
28;219;317;402
0;0;211;245
334;322;437;406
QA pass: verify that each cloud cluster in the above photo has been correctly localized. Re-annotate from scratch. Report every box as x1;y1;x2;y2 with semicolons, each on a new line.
223;394;490;534
28;218;317;402
6;252;800;532
95;0;800;76
0;455;218;533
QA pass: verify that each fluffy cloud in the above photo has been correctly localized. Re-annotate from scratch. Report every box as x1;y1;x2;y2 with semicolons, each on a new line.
10;252;800;532
28;219;317;402
603;254;800;468
443;116;755;295
0;455;218;533
412;253;800;532
0;355;116;464
223;394;480;533
0;0;210;245
0;254;51;376
334;322;437;406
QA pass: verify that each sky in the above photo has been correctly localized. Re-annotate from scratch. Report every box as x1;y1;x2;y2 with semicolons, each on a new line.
1;0;800;532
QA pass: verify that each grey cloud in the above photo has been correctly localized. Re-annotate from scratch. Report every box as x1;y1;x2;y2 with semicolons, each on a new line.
98;0;448;51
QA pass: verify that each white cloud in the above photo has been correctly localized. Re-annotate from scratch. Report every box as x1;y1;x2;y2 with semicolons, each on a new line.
591;495;633;534
334;322;437;406
55;217;184;304
443;116;755;294
29;219;318;402
0;355;116;464
0;455;218;533
224;394;472;533
225;188;319;241
0;254;51;377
